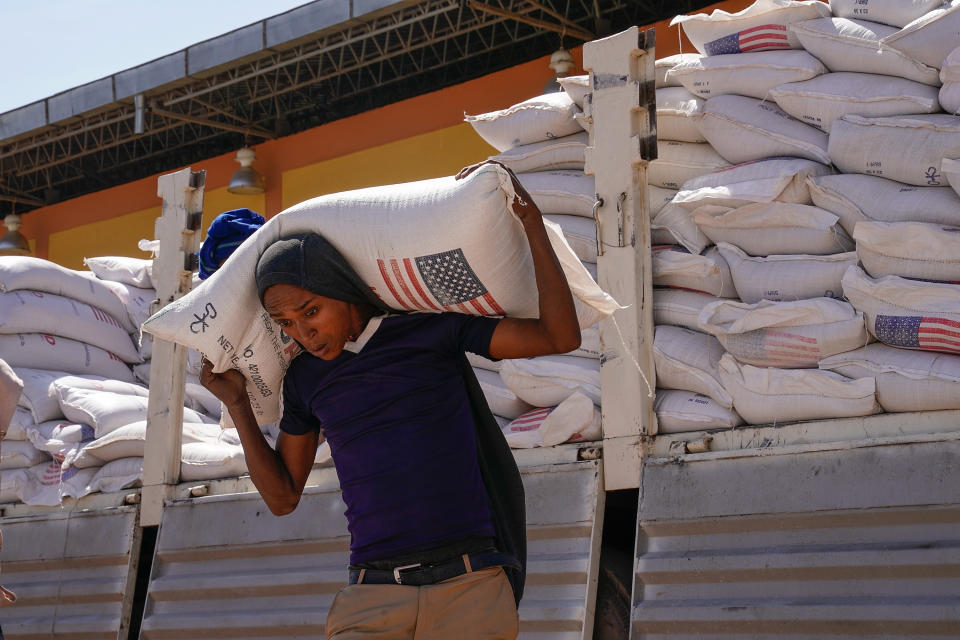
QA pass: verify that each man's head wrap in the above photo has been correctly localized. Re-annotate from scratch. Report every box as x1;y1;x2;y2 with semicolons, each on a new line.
255;232;390;312
198;208;266;279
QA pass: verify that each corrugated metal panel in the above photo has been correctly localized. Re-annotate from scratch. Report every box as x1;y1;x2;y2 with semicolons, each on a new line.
632;438;960;638
522;459;604;640
142;456;603;639
0;506;139;639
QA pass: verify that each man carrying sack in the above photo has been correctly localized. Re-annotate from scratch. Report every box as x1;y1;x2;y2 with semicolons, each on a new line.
200;161;580;639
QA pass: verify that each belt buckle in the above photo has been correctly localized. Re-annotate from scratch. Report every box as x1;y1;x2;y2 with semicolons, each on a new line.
393;563;422;585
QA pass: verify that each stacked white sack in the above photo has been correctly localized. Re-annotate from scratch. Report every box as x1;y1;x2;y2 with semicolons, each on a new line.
853;221;960;282
84;250;219;420
0;257;140;381
718;353;880;424
653;0;960;427
820;343;960;413
671;0;831;57
654;1;839;430
2;368;247;506
942;47;960;114
698;297;869;368
467;88;606;444
807;173;960;235
843;265;960;353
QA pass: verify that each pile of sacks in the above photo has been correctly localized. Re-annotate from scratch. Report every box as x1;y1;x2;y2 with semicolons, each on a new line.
464;89;606;448
463;0;960;440
645;0;960;432
0;253;248;506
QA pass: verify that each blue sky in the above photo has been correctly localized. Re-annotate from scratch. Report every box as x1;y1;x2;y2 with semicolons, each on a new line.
0;0;312;113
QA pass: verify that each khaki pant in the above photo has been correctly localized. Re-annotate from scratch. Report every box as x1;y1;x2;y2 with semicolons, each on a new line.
325;566;518;639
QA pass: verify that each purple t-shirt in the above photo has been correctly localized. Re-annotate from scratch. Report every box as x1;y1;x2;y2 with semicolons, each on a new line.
279;312;501;564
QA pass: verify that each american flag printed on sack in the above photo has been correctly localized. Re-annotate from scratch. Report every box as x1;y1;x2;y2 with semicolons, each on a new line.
703;24;790;55
725;328;821;367
376;248;506;316
874;315;960;355
507;407;553;433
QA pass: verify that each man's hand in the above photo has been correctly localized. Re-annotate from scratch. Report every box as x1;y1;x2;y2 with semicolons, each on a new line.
199;358;248;409
456;159;542;226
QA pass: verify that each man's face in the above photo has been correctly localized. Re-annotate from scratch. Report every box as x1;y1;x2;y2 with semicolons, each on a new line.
263;283;355;360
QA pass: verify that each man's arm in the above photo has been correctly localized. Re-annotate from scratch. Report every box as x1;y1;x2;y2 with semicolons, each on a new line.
456;160;582;360
200;360;320;515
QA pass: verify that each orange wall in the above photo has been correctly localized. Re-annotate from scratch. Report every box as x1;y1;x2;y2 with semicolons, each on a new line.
19;0;751;269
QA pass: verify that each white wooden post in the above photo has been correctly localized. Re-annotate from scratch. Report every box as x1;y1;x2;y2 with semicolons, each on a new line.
141;168;205;526
584;27;658;491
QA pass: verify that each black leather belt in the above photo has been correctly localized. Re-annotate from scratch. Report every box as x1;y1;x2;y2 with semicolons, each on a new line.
348;550;518;586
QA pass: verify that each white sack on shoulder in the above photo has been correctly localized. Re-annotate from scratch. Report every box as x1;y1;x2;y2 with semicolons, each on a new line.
653;325;732;408
699;297;869;368
515;170;595;217
855;221;960;281
693;202;853;256
830;0;945;28
465;92;582;152
57;387;214;438
84;255;155;289
673;157;834;210
649;141;731;190
474;368;534;420
656;87;707;142
142;166;618;426
788;17;941;85
670;0;831;56
770;72;941;133
0;257;135;333
0;334;134;382
652;246;738;299
0;290;141;362
807;173;960;235
881;3;960;69
500;354;600;407
717;243;856;303
719;353;879;424
828;114;960;187
490;132;587;173
653;289;721;331
697;95;831;165
665;50;826;99
654;389;742;434
820;343;960;413
842;265;960;355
